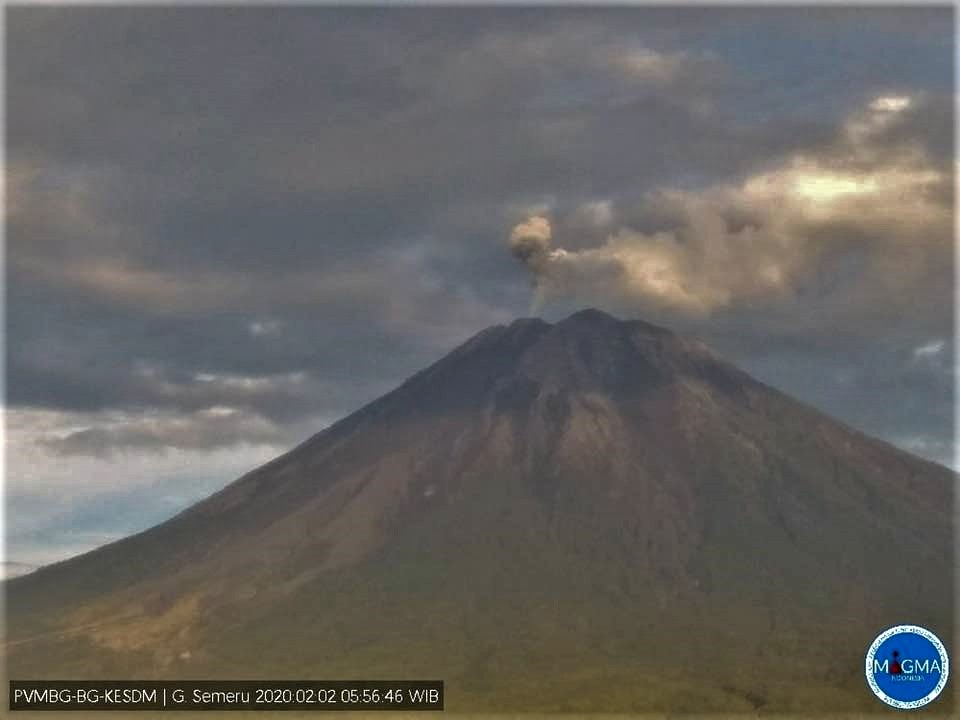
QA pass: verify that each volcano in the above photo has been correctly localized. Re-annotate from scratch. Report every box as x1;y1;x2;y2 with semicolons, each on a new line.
5;309;954;712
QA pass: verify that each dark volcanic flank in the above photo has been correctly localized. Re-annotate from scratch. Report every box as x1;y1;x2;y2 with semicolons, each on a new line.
6;309;953;712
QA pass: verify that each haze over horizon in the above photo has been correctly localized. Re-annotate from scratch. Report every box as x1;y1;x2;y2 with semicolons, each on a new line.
7;7;955;567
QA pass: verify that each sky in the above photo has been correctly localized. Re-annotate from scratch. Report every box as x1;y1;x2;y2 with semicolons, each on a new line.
6;7;955;567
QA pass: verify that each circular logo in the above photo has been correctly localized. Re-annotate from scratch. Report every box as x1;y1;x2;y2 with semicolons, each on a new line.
865;624;949;709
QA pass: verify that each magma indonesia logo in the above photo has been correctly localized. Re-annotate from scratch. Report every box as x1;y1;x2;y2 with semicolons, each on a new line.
865;625;949;709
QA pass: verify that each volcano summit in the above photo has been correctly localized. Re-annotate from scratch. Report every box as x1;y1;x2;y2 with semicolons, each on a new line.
6;309;953;712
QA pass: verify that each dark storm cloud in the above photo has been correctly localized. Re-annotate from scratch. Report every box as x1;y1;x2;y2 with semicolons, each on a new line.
731;337;956;469
6;6;954;467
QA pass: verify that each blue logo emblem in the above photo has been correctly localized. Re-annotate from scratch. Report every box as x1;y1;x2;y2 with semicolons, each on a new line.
865;625;949;709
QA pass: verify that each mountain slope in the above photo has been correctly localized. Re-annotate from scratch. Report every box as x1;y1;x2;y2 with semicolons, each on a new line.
6;309;954;712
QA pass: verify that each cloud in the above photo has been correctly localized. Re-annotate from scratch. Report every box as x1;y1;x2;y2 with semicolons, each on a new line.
914;339;947;359
249;319;283;337
870;95;912;113
507;93;952;335
39;408;284;458
5;8;953;565
618;48;690;82
6;407;290;565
